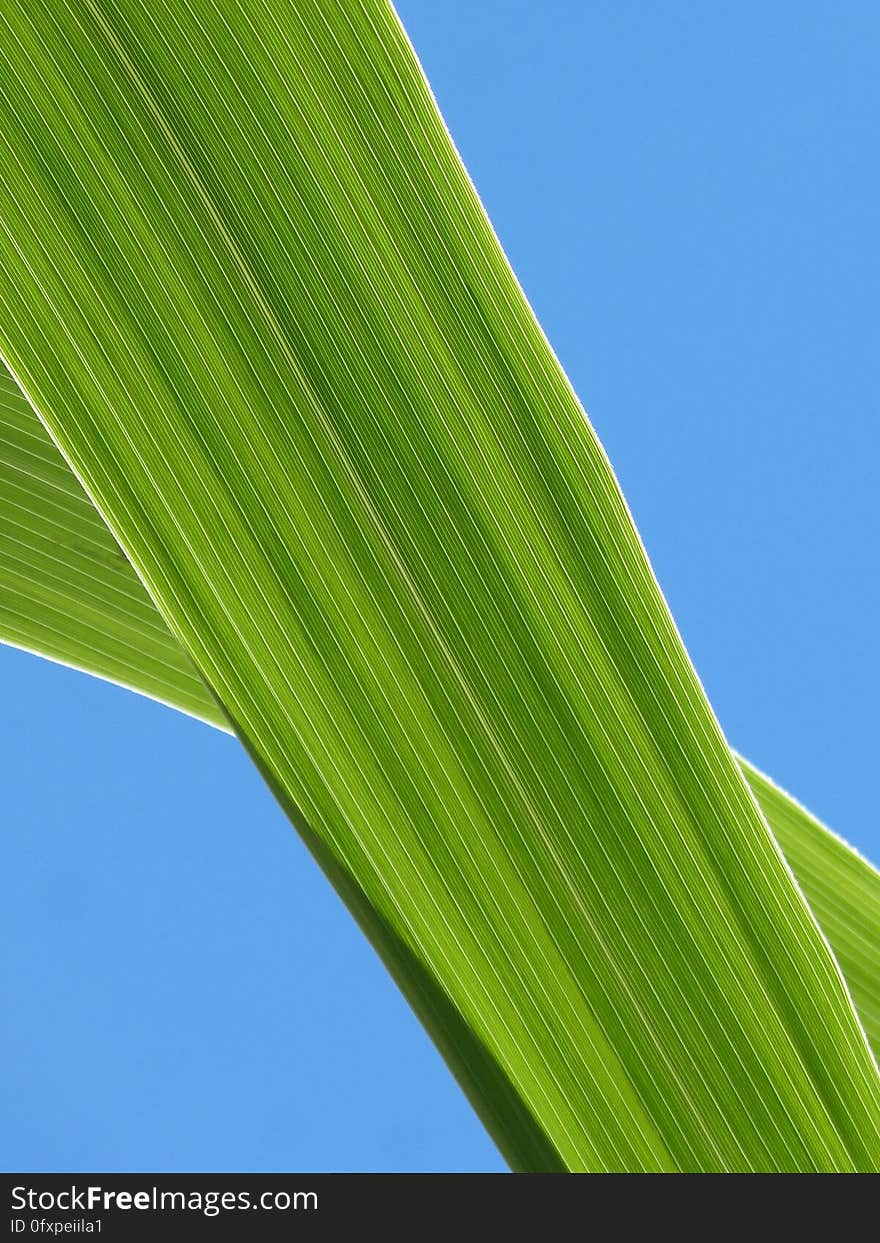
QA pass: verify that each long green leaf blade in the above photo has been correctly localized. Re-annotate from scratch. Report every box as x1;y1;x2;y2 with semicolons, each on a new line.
741;761;880;1055
6;359;880;1067
0;367;221;724
1;0;878;1169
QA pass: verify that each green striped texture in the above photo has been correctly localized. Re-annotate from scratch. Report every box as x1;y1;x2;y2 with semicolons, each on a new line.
0;368;218;721
5;361;878;1066
741;761;880;1056
0;0;877;1169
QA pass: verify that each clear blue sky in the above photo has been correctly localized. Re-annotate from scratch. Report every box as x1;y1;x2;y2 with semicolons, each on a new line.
2;1;878;1172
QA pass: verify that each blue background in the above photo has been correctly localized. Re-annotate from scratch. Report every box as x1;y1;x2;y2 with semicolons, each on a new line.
2;1;878;1171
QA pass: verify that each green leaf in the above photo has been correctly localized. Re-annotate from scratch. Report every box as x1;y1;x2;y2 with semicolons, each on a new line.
6;358;880;1069
1;0;878;1170
742;760;880;1056
0;367;222;726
